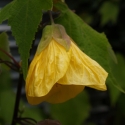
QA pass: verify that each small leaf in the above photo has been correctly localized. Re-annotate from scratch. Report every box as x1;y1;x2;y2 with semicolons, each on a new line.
99;1;119;26
0;32;10;69
54;2;110;66
0;1;15;24
50;91;90;125
9;0;52;79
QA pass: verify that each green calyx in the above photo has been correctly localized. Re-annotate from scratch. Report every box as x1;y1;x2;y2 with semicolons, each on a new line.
52;24;71;51
37;24;71;54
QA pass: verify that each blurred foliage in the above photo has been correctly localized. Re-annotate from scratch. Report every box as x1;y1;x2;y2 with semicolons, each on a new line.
19;102;44;122
0;69;14;125
0;32;10;69
8;0;52;79
0;68;44;125
99;1;119;26
54;2;124;94
50;91;90;125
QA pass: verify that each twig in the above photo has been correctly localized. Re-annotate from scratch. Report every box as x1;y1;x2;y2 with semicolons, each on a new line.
49;11;54;24
0;47;20;68
0;58;19;71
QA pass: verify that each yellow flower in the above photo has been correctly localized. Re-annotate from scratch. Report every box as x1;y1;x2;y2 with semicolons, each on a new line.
26;24;108;105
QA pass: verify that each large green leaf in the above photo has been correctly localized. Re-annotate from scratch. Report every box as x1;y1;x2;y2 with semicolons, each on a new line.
0;1;15;24
0;32;10;69
9;0;52;79
54;2;124;92
0;90;15;124
54;2;112;66
50;91;90;125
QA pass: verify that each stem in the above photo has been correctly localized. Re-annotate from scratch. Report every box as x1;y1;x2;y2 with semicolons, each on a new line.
17;117;37;123
0;47;20;68
11;73;23;125
0;59;19;71
49;11;54;24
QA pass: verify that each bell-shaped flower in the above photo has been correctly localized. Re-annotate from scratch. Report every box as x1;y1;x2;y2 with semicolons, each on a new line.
26;24;108;105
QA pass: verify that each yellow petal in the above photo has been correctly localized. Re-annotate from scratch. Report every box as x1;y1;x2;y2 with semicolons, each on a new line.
26;39;71;104
58;41;108;90
27;83;85;105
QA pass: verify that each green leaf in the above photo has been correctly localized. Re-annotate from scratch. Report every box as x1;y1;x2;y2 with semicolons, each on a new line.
20;102;44;121
9;0;52;79
107;45;117;64
0;32;10;69
107;53;125;94
54;2;125;93
112;53;125;90
50;91;90;125
99;1;119;26
0;1;15;24
54;2;110;66
0;70;14;125
111;53;125;89
108;53;125;104
108;82;121;105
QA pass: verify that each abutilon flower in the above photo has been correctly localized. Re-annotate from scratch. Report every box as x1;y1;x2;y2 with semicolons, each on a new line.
26;24;108;105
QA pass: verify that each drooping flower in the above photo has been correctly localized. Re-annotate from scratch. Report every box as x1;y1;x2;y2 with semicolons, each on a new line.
26;24;108;105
